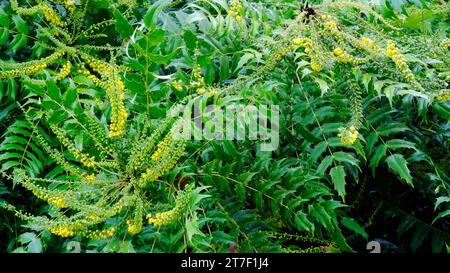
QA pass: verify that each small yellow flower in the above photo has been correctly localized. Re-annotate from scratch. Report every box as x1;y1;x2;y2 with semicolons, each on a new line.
324;21;337;29
338;126;359;146
171;80;183;91
48;196;68;208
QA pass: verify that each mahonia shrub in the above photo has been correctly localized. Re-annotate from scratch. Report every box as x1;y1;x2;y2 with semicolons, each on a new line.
0;0;449;253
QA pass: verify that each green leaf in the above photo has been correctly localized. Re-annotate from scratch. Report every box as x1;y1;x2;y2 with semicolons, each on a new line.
313;77;329;95
432;210;450;225
219;55;229;82
370;145;387;175
316;155;333;176
8;34;27;54
309;141;327;165
18;232;36;244
333;152;359;167
144;1;167;28
410;225;429;252
296;124;320;144
294;211;315;233
146;29;165;46
397;216;416;238
46;80;61;101
13;15;28;34
376;123;411;136
183;30;197;51
330;166;346;201
114;10;133;39
435;197;450;211
0;7;10;27
386;154;413;186
432;101;450;121
341;217;368;239
0;27;9;45
386;139;417;151
28;238;43;253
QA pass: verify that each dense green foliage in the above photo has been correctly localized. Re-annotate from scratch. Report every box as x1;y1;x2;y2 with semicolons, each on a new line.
0;0;449;253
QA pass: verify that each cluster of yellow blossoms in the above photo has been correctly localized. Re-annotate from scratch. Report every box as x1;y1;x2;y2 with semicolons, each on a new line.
49;225;75;237
83;173;96;182
322;15;338;30
48;196;68;208
41;3;66;27
17;174;72;210
80;57;128;138
127;199;144;235
293;38;312;53
126;220;141;235
441;39;450;48
189;64;207;94
140;123;186;185
333;47;355;63
84;227;116;240
385;40;422;91
11;0;65;27
436;91;450;101
60;0;76;13
436;76;450;101
52;124;97;168
55;61;72;81
310;54;323;72
292;37;322;72
338;126;359;146
172;80;183;91
228;0;243;21
147;187;192;227
0;50;65;79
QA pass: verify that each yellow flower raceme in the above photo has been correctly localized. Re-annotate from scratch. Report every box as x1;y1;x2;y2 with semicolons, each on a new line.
436;91;450;101
0;50;66;79
324;21;338;30
140;127;186;185
338;126;359;146
333;47;353;63
84;173;96;182
147;187;192;227
84;227;116;240
11;1;65;27
41;3;65;27
126;220;141;235
52;124;97;168
81;56;128;138
172;80;183;91
228;0;243;21
441;39;450;48
55;61;72;81
49;225;74;237
333;47;366;65
48;196;68;208
61;0;76;12
385;40;423;91
311;54;323;72
292;37;322;71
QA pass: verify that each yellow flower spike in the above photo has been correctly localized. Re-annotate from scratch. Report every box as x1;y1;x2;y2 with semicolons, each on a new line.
324;21;337;30
292;38;303;46
197;87;207;94
441;39;450;48
228;0;243;21
385;40;423;91
48;196;68;208
55;61;72;81
49;225;74;237
171;80;183;91
338;126;359;146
